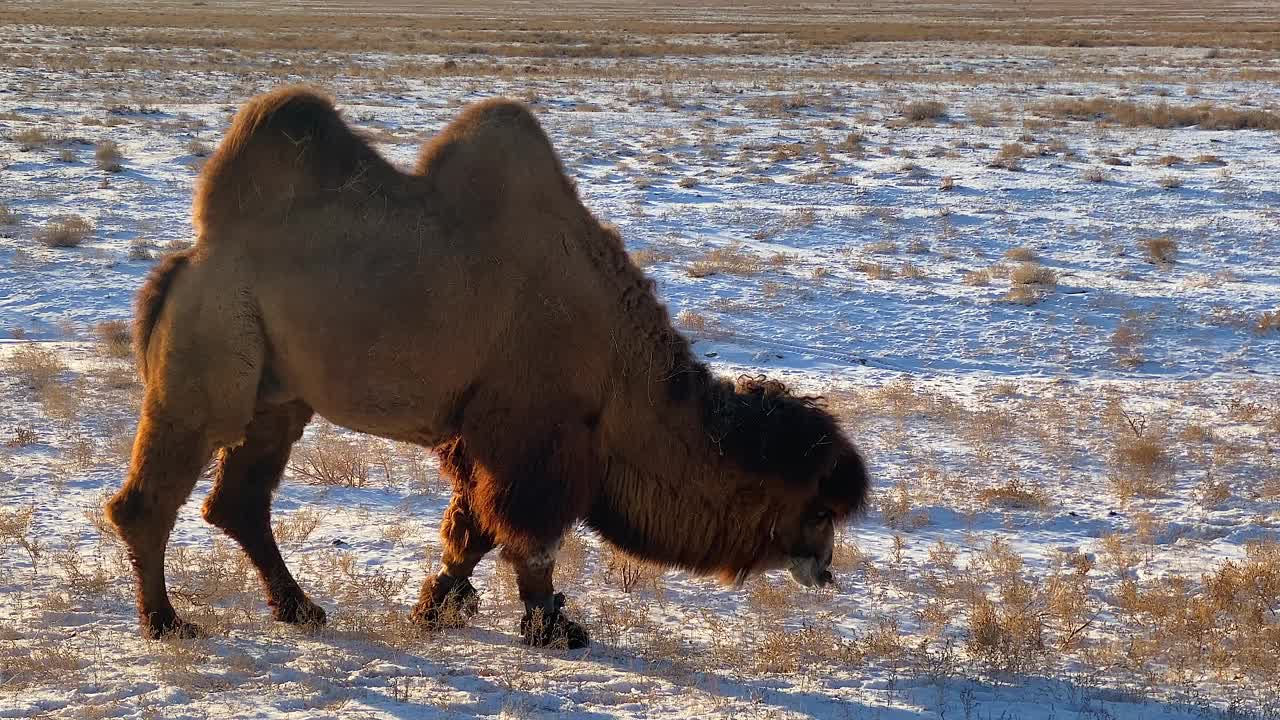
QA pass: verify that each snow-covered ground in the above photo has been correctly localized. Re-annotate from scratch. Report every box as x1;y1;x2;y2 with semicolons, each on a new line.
2;16;1279;720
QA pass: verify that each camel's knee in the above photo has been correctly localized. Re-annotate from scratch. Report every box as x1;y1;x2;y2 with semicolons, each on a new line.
201;484;262;534
105;487;149;538
110;419;209;537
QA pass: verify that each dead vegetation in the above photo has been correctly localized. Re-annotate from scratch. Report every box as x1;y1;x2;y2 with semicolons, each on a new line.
686;244;762;278
902;100;947;123
5;344;67;391
93;320;132;359
35;215;92;248
94;140;124;172
1143;236;1178;266
1034;97;1280;131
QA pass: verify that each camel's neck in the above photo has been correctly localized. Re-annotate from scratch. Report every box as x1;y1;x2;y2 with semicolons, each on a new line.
573;221;779;577
589;387;776;579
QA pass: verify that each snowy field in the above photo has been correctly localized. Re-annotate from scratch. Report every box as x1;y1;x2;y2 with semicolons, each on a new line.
2;2;1280;718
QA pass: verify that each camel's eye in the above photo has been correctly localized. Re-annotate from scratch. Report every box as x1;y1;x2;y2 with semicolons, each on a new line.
813;509;831;523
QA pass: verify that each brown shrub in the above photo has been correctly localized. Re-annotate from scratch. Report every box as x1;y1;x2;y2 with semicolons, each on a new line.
1143;236;1177;266
6;344;66;390
36;215;92;247
902;100;947;122
900;262;927;280
686;244;761;278
629;248;669;268
1004;247;1038;262
1256;310;1280;334
94;320;132;358
289;428;372;487
602;545;663;594
1010;262;1056;286
988;143;1026;170
1034;97;1280;131
1108;407;1172;498
978;478;1048;511
13;127;53;151
856;262;894;280
94;140;124;172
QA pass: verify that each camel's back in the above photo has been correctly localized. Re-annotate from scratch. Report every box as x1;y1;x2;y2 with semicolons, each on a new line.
194;91;616;439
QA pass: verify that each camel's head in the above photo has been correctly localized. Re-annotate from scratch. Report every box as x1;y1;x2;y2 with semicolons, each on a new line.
708;376;870;589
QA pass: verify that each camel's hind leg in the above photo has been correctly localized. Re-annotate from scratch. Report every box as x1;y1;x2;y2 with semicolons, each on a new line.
202;400;324;626
410;492;495;629
107;256;264;638
106;408;214;638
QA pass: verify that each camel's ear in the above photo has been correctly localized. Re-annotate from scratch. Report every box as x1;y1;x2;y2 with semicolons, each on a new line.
821;445;870;518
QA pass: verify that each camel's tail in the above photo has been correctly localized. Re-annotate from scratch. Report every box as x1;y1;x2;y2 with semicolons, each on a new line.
192;86;392;232
133;249;191;378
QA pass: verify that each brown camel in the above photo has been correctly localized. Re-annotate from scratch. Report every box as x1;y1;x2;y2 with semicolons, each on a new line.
106;87;869;648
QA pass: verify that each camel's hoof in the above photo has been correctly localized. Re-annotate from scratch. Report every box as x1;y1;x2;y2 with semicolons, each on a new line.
272;595;328;627
411;576;480;630
142;612;204;641
520;594;590;650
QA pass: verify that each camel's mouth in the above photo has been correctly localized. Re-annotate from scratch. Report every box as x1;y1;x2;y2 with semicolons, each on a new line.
786;556;834;589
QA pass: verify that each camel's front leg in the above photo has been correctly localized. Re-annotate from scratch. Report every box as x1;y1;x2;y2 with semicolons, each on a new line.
506;539;590;649
410;493;495;629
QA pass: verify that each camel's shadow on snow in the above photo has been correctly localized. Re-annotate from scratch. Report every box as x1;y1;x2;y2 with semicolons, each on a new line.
226;621;1248;720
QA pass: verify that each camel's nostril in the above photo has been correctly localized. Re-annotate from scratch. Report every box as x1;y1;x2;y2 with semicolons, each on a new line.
819;569;833;585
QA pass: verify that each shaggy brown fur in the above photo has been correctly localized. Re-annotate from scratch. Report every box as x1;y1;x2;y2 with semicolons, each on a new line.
107;86;869;645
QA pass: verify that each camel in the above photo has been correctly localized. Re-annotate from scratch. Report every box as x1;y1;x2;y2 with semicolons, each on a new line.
105;87;870;648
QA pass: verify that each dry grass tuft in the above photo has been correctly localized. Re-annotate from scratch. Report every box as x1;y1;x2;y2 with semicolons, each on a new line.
36;215;92;248
687;244;761;278
1158;174;1183;189
1113;541;1280;682
902;100;947;123
1256;310;1280;335
602;546;663;594
978;478;1048;510
988;143;1026;171
1081;166;1107;183
1143;236;1177;266
675;309;707;332
1004;247;1037;262
629;248;670;268
6;344;67;391
94;140;124;172
0;203;16;225
13;127;56;151
856;262;895;281
1009;262;1056;287
289;428;372;487
94;320;132;359
1034;97;1280;131
1107;405;1172;498
899;262;927;280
